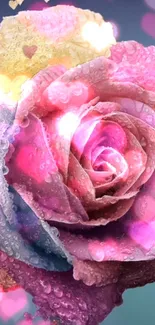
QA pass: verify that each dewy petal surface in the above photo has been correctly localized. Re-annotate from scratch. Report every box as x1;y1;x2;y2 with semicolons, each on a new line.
3;4;155;324
0;251;123;325
51;53;155;110
0;101;71;270
0;250;155;324
58;168;155;285
16;65;67;121
6;113;89;225
109;41;155;92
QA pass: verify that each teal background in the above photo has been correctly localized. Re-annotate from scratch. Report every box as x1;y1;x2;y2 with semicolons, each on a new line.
1;0;155;324
103;284;155;325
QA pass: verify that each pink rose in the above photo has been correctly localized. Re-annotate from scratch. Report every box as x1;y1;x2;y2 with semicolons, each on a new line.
6;39;155;282
2;5;155;325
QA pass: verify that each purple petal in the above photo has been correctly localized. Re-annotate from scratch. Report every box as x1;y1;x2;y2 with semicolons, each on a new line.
0;251;123;325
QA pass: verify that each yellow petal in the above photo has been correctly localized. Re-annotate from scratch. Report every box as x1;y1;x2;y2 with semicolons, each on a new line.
0;75;11;94
0;5;116;101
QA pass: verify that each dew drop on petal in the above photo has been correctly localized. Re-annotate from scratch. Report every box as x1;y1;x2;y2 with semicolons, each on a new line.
52;302;60;309
78;301;88;311
29;256;39;265
0;252;7;262
2;166;9;175
88;241;105;262
53;286;64;298
20;117;30;128
40;280;52;294
44;173;52;183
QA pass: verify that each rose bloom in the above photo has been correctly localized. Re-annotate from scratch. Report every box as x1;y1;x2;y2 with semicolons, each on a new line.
1;5;155;325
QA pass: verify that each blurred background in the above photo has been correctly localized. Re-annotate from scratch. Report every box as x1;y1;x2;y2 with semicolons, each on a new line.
0;0;155;324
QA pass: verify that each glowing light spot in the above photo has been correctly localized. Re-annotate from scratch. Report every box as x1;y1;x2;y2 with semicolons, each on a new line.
57;112;79;140
141;13;155;39
28;1;50;10
0;75;11;94
0;288;27;320
0;74;30;101
110;21;120;39
81;21;116;52
129;220;155;251
144;0;155;10
88;241;105;262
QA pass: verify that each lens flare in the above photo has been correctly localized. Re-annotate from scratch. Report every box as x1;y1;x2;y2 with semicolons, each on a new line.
57;112;79;140
81;21;116;52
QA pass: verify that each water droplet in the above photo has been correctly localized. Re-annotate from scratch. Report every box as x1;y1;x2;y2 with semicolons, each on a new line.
30;256;39;265
61;299;73;309
123;255;128;261
40;280;52;294
3;166;9;175
0;252;7;262
122;248;131;255
51;302;60;309
78;301;87;311
45;173;52;183
20;117;29;128
53;286;63;298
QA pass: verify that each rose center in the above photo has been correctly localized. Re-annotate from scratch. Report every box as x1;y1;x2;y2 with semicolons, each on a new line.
92;147;127;180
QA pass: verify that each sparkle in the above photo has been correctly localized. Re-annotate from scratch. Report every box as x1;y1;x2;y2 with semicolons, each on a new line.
57;112;79;140
81;21;116;52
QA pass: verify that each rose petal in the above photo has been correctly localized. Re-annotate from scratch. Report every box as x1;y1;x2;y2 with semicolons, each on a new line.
112;98;155;128
110;41;155;92
42;111;77;180
58;170;155;281
6;114;88;224
73;258;155;288
67;152;95;205
11;187;72;267
91;101;121;115
16;65;67;122
45;54;155;111
103;112;155;192
0;251;123;325
71;110;102;161
73;259;121;286
1;250;155;323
